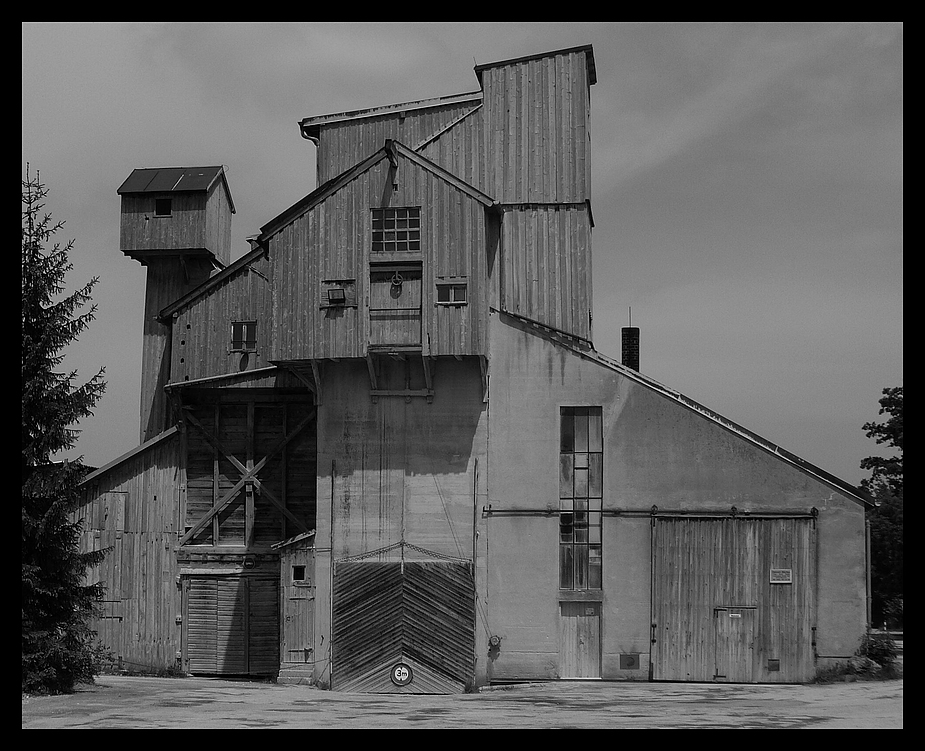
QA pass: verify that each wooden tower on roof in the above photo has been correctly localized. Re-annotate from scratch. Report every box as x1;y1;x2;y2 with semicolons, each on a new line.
117;165;235;441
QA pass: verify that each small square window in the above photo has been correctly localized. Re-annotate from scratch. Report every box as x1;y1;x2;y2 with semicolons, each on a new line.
231;321;257;352
292;565;306;582
436;282;467;305
155;198;172;217
371;207;421;253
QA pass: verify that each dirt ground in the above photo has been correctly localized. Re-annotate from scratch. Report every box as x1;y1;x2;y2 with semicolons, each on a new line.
22;674;903;729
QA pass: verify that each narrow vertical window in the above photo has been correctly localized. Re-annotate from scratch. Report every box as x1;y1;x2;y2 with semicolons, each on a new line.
559;407;603;590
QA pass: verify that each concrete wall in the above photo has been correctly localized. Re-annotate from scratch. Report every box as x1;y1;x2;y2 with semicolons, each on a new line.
483;312;867;681
311;357;488;686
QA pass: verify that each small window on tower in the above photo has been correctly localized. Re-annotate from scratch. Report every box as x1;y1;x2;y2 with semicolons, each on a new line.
155;198;172;217
231;321;257;352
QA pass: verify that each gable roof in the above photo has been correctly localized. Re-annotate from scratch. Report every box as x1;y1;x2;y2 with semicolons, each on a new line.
117;166;236;213
259;139;498;240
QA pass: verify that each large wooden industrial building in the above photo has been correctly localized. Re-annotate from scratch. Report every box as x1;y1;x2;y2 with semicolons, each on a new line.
77;45;872;691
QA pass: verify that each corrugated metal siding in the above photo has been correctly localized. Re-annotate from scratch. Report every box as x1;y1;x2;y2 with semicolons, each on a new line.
332;561;475;693
501;204;592;340
479;49;592;203
651;517;816;683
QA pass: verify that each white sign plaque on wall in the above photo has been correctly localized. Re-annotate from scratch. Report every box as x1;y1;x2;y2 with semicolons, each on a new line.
769;568;793;584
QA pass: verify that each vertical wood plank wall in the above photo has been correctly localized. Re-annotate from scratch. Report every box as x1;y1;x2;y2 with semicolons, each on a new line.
120;184;233;264
77;434;183;673
479;49;592;204
171;253;274;382
500;203;592;339
651;517;816;683
269;159;488;361
315;101;482;186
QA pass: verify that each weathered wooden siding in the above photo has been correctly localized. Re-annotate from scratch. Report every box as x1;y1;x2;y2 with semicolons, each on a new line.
182;393;316;548
315;100;482;185
204;182;234;266
77;432;183;673
120;184;233;264
184;574;279;675
140;257;215;442
171;254;274;383
500;203;592;339
651;517;816;684
280;544;315;668
120;192;208;253
479;48;592;203
269;157;488;361
332;561;475;693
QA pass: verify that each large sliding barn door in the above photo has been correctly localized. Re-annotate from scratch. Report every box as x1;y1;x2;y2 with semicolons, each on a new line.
185;575;279;676
651;516;816;683
332;561;475;693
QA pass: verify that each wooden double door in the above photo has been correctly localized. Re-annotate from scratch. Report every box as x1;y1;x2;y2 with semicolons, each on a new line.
184;574;279;676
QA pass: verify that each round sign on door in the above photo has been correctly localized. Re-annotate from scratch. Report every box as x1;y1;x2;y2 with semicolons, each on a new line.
390;662;413;686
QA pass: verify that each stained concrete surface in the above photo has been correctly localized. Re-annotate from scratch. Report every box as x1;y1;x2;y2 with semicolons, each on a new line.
22;675;902;729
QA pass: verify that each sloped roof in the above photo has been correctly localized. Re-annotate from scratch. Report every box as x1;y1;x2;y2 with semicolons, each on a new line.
117;166;236;212
259;139;498;240
474;44;597;87
299;91;482;141
499;308;875;509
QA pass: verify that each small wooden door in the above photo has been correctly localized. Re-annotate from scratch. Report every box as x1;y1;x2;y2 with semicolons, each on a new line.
714;606;757;682
281;546;315;667
559;601;601;678
369;266;422;346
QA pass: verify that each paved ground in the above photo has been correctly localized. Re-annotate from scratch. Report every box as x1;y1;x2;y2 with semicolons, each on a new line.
22;675;903;729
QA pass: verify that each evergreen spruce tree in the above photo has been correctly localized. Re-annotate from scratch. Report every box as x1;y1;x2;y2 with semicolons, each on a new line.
22;166;107;694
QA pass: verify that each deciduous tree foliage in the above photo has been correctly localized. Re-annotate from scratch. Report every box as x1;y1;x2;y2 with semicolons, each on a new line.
22;167;107;694
860;387;903;628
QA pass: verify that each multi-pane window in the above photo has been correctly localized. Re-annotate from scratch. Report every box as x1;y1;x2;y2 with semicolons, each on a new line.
372;207;421;253
436;281;467;305
231;321;257;352
559;407;603;590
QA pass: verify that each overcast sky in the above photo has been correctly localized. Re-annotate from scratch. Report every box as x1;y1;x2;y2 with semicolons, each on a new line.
22;22;902;486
